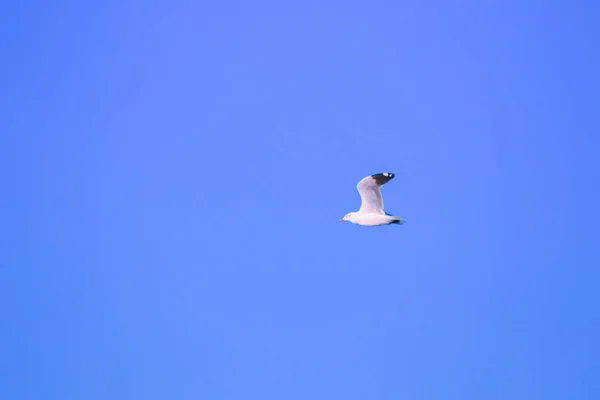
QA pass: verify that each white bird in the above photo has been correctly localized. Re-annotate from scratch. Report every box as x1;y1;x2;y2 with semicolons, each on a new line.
340;172;404;227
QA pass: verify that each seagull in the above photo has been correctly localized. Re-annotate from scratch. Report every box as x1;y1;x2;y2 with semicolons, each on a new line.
340;172;404;227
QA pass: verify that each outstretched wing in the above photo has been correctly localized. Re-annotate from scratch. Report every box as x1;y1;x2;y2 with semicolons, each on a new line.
356;172;395;214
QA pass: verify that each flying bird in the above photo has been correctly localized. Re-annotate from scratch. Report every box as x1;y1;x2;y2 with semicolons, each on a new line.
340;172;404;227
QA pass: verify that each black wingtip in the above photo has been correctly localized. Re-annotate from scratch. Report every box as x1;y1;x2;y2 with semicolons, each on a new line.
371;172;395;185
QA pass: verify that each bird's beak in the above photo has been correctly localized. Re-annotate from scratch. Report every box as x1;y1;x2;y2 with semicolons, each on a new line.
339;219;344;222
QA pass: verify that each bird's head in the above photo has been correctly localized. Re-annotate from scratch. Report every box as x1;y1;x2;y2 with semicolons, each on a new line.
339;212;357;223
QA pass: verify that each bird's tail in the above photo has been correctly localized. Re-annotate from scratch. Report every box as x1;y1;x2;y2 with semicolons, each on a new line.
391;217;404;225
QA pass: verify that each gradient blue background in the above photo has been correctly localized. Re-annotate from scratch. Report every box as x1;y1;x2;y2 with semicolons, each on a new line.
2;1;599;399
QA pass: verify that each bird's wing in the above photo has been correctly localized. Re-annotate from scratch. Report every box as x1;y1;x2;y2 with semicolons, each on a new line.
356;172;395;214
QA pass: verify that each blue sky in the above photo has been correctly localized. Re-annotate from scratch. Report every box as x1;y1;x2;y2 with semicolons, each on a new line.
2;1;599;399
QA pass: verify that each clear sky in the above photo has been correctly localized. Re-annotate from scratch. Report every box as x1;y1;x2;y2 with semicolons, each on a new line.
2;1;599;399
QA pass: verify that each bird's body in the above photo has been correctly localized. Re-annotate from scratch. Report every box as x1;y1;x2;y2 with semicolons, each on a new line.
343;212;402;227
340;172;404;227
